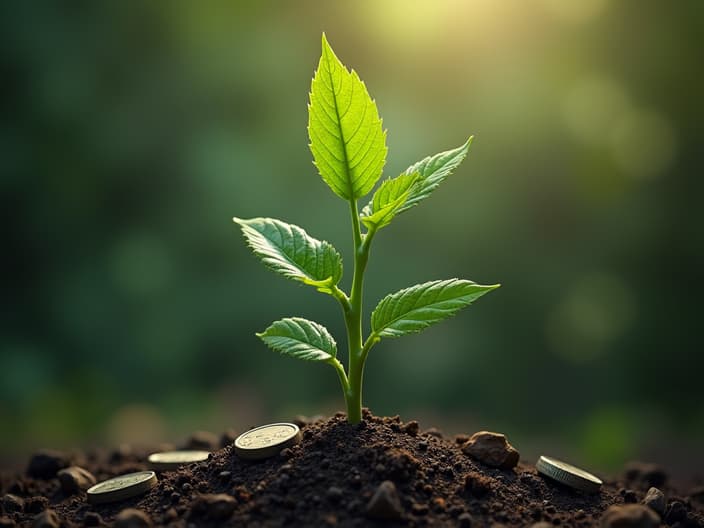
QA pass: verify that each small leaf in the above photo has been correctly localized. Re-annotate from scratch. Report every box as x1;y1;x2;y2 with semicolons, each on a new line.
257;317;337;361
362;138;472;221
360;172;419;230
371;278;499;339
233;217;342;292
308;33;387;200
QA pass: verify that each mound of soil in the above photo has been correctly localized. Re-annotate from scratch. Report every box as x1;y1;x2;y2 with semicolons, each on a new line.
1;411;703;527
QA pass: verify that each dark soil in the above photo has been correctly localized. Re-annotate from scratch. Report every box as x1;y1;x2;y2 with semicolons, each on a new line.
2;411;703;527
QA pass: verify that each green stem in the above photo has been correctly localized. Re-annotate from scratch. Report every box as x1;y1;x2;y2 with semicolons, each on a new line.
343;200;375;424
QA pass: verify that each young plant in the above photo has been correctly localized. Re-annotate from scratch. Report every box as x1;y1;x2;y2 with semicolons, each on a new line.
233;34;499;424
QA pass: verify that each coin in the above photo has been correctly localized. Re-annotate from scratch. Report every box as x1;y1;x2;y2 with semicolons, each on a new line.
148;450;210;471
86;471;157;505
536;455;602;493
234;423;301;460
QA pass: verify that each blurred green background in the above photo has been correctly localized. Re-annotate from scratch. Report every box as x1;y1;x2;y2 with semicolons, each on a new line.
2;1;702;475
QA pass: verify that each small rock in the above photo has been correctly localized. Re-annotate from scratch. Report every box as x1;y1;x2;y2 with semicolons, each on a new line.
33;510;60;528
461;431;519;469
366;480;403;520
0;517;15;528
185;431;219;451
530;523;554;528
57;466;97;494
623;489;638;503
424;427;444;438
2;494;24;513
26;450;70;479
402;421;420;436
600;504;660;528
83;512;103;527
114;508;152;528
457;512;474;527
191;494;237;520
642;487;666;515
326;486;343;503
665;501;687;524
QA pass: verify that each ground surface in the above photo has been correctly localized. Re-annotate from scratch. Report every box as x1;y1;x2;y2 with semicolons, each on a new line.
1;411;703;527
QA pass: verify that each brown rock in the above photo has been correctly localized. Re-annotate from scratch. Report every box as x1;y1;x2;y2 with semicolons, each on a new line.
461;431;519;469
600;504;659;528
2;494;24;513
457;512;474;527
26;450;70;479
0;516;16;528
114;508;152;528
642;487;666;515
366;480;403;520
402;421;420;436
191;494;237;520
57;466;96;494
32;510;60;528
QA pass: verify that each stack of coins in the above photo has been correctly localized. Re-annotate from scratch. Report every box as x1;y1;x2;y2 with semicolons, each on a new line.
234;423;301;461
536;455;602;493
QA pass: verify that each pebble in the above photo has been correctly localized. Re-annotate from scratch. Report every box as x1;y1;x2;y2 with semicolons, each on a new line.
461;431;519;469
530;523;554;528
114;508;152;528
664;501;687;524
366;480;403;520
83;512;103;526
600;504;660;528
32;510;60;528
191;494;237;520
2;494;24;513
457;512;474;527
57;466;96;494
26;450;70;479
0;517;15;527
326;486;343;503
642;487;666;515
185;431;219;451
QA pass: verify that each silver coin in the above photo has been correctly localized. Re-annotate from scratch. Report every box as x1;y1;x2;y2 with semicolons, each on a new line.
148;450;210;471
234;423;301;460
86;471;157;505
536;455;602;493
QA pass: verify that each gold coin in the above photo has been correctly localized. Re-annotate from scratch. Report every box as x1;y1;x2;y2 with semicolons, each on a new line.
234;423;301;460
536;455;602;493
148;450;210;471
86;471;157;505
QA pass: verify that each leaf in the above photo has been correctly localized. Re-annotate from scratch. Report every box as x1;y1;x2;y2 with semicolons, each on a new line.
257;317;337;361
361;138;472;222
233;217;342;292
371;278;499;338
360;172;419;230
308;33;387;200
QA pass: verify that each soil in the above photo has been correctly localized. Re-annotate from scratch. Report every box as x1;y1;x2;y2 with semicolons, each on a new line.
1;410;703;527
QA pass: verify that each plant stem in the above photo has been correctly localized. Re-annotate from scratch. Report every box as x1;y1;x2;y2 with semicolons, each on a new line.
343;199;374;424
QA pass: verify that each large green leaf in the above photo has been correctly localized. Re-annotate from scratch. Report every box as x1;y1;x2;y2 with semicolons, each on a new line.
257;317;337;361
233;217;342;292
371;278;499;338
362;138;472;223
360;172;419;230
308;33;387;200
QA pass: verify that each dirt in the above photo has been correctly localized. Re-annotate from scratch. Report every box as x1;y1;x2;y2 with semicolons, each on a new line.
1;411;703;527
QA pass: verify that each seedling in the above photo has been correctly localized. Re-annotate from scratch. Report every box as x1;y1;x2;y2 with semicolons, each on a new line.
233;34;499;424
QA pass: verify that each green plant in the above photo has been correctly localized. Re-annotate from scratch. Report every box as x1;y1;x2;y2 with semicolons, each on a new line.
233;34;499;424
